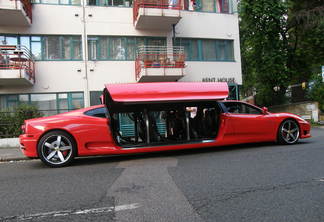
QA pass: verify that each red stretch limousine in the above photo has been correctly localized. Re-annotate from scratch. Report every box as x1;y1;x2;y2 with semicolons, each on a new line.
19;82;311;167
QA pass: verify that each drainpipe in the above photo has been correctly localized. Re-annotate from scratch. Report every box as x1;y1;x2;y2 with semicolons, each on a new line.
172;24;176;45
82;0;90;107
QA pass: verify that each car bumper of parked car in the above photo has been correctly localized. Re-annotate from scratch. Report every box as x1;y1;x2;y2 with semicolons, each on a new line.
19;134;38;158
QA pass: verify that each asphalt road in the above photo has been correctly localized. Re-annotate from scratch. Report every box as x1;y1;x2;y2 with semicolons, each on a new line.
0;128;323;222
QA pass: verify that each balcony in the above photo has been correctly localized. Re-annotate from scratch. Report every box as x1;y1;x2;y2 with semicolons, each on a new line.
133;0;182;30
0;45;35;86
135;46;185;82
0;0;32;26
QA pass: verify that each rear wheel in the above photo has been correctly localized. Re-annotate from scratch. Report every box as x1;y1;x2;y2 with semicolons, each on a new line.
38;131;76;167
278;119;300;145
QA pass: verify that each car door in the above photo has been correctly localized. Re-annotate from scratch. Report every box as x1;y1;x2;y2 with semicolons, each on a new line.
80;107;115;150
222;102;276;143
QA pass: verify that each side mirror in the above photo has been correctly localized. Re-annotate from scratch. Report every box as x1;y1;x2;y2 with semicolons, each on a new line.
262;107;269;114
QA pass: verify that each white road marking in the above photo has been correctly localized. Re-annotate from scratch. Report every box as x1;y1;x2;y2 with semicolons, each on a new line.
1;203;141;221
317;178;324;182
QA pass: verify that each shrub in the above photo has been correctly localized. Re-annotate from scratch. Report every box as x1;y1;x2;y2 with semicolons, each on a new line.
0;104;43;138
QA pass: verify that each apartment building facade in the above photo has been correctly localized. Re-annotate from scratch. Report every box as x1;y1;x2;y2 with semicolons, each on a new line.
0;0;242;116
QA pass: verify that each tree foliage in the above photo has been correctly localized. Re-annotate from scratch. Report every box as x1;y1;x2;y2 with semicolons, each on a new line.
239;0;324;107
308;74;324;112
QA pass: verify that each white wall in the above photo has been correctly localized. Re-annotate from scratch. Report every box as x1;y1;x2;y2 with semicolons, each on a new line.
0;61;86;94
0;5;83;35
87;61;136;90
85;60;242;91
181;61;242;84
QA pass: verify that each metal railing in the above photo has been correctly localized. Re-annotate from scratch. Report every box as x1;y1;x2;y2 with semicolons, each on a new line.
133;0;182;23
135;46;185;80
10;0;33;22
0;45;36;83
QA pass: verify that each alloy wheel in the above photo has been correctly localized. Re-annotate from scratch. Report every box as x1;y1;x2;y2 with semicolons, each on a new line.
280;120;299;144
40;135;73;165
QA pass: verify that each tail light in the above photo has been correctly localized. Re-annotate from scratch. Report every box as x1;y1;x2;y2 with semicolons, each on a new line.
21;124;26;134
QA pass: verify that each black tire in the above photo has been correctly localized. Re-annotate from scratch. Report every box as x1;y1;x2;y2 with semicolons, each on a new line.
277;119;300;145
37;130;77;167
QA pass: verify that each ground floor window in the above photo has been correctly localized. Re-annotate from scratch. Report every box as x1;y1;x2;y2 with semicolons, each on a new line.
228;84;239;100
90;91;102;106
0;92;84;116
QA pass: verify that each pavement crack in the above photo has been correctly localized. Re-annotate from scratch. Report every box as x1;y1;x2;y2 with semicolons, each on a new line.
194;179;323;207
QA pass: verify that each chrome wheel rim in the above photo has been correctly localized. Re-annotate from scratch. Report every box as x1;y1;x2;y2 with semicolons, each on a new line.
281;120;299;144
41;135;73;165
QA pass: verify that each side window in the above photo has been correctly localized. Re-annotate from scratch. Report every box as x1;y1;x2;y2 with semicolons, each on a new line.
223;102;240;113
240;103;262;114
85;107;107;118
224;102;262;115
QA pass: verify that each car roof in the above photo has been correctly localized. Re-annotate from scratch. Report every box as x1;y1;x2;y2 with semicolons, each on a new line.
104;82;229;104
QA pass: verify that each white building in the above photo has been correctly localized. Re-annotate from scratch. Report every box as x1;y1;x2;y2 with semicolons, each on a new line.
0;0;242;115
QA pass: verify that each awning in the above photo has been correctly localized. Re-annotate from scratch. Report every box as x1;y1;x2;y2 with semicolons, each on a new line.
104;82;228;105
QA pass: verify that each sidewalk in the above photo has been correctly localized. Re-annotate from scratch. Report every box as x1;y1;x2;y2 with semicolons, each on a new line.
0;147;28;162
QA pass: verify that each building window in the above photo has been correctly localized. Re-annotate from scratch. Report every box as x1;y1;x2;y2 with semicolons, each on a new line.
175;38;234;61
30;94;57;116
32;0;81;5
215;40;234;61
175;39;199;61
191;0;232;13
43;36;61;60
201;0;215;12
87;0;133;7
90;91;103;106
202;39;217;61
70;92;84;110
0;92;84;116
88;36;166;61
228;84;239;100
0;35;82;61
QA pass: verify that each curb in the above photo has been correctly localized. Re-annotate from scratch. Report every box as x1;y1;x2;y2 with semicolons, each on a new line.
0;147;20;150
0;157;30;162
313;126;324;129
0;138;20;149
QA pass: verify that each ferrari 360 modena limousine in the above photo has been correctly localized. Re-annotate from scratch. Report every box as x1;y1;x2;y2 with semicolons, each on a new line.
19;82;311;167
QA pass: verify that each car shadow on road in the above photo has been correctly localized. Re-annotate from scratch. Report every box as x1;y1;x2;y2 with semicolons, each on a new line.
57;139;312;167
27;139;314;169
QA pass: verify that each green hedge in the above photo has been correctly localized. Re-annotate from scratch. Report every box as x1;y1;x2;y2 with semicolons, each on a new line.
0;104;43;138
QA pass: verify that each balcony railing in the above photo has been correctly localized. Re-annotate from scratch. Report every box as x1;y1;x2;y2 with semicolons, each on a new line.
133;0;182;24
0;45;35;84
135;46;185;81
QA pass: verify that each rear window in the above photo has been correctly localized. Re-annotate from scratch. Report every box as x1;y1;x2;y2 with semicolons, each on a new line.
84;107;107;118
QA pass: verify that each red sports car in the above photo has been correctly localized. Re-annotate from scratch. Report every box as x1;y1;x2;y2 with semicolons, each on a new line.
19;82;311;167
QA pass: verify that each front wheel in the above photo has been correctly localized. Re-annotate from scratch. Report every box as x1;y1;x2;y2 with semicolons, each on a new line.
38;131;76;167
278;119;300;145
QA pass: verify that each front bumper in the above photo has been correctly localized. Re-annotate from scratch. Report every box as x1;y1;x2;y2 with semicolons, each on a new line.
19;134;38;158
299;122;311;139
